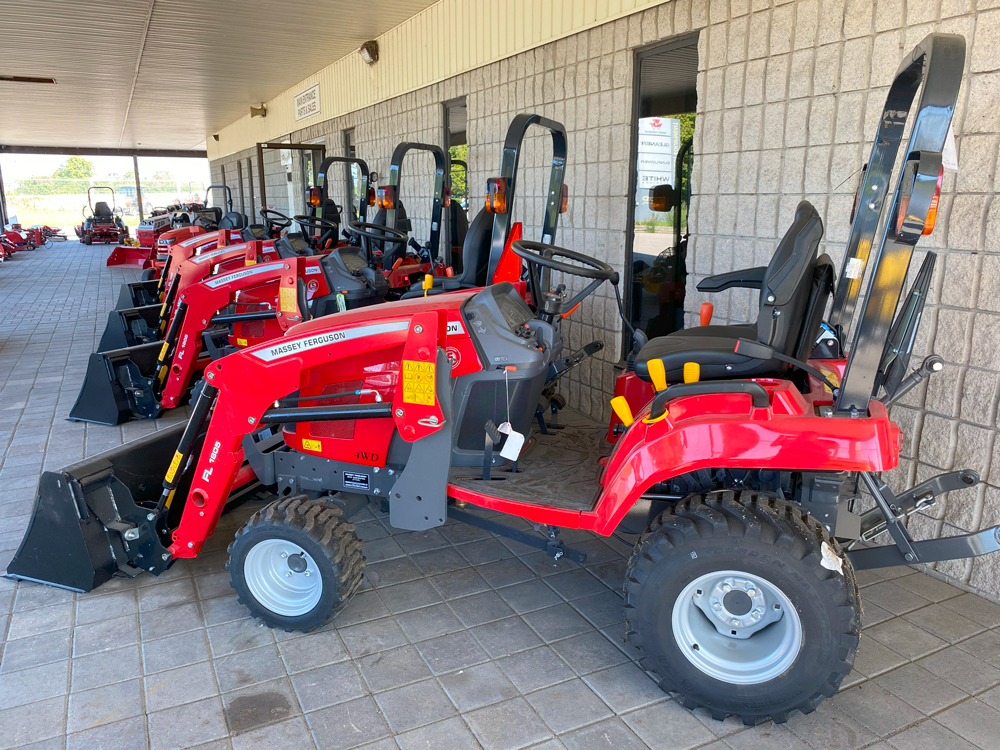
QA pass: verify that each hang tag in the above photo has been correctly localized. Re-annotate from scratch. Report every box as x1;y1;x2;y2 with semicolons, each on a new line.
336;293;347;312
497;421;525;460
942;124;958;172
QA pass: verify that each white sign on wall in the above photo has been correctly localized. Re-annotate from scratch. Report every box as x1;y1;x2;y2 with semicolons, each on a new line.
636;117;681;197
294;84;321;122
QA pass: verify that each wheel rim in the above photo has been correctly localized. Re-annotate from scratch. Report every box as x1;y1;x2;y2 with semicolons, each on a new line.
243;539;322;617
671;569;802;685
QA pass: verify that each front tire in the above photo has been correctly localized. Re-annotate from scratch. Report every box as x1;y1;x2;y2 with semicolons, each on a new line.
624;490;860;725
82;233;92;246
227;495;365;631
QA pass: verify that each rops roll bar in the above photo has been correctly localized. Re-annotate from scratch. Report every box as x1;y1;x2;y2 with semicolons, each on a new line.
834;33;965;415
485;113;569;287
383;143;447;267
313;156;374;226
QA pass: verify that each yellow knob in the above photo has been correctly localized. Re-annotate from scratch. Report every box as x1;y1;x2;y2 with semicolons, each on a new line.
683;361;701;384
422;274;434;290
647;359;667;392
610;396;634;428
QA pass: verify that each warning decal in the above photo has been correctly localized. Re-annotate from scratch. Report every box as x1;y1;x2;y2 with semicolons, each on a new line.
302;438;322;452
279;286;298;313
402;360;436;405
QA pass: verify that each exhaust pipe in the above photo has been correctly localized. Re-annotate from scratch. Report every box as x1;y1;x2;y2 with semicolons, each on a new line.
4;424;183;592
68;342;163;425
97;304;162;352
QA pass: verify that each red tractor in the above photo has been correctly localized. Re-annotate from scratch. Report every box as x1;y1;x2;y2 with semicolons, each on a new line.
75;186;130;245
9;35;996;725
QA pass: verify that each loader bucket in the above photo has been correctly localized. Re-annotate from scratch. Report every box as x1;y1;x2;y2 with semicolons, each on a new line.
5;424;182;592
106;244;153;268
97;304;162;352
68;342;162;425
116;280;160;310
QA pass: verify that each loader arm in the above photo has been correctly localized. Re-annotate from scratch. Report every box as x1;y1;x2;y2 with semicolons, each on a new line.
166;309;449;557
158;257;309;409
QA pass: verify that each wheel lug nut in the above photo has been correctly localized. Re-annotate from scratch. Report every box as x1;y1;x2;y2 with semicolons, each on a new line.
722;584;732;593
286;571;292;577
712;603;722;611
304;571;311;577
281;553;287;558
731;619;740;627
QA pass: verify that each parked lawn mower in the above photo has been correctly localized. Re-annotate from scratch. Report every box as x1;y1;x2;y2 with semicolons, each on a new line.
12;43;989;724
75;187;130;245
106;208;174;268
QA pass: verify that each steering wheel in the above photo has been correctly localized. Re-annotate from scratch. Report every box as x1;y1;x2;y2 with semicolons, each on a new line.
293;215;339;247
344;221;408;245
260;209;292;234
511;240;618;317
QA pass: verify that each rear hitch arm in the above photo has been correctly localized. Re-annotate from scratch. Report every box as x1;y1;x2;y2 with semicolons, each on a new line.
845;470;1000;570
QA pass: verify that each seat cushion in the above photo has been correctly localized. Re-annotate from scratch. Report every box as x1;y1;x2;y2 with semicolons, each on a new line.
635;334;786;383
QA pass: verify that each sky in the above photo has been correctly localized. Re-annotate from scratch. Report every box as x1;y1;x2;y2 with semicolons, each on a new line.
0;154;210;183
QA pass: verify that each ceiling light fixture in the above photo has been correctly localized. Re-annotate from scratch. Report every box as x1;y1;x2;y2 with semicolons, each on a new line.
0;75;57;84
359;41;379;65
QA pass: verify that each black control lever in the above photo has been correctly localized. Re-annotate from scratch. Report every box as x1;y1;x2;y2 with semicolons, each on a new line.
883;355;944;407
734;339;839;395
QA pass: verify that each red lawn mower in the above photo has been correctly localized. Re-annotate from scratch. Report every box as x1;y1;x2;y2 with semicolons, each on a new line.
75;186;130;245
10;36;996;725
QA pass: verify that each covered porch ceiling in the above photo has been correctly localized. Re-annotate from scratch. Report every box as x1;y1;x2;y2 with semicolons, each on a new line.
0;0;438;152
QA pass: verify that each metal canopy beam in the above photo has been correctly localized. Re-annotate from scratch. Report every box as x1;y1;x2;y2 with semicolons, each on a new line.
0;145;207;158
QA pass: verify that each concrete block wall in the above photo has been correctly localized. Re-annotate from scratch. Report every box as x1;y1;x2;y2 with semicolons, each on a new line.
684;0;1000;597
211;0;1000;598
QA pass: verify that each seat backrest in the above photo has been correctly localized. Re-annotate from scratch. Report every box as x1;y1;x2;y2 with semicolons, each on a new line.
93;201;113;218
450;203;469;255
456;208;495;287
755;200;824;355
217;212;248;230
793;254;836;361
370;202;410;267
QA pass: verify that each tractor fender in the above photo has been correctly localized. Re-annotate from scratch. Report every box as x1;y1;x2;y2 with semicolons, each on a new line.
586;383;900;536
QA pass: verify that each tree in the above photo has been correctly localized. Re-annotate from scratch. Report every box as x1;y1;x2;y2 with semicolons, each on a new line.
52;156;95;181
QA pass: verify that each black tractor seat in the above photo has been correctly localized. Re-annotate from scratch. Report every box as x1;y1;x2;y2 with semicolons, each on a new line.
399;207;494;300
274;233;314;258
218;212;248;230
636;201;832;384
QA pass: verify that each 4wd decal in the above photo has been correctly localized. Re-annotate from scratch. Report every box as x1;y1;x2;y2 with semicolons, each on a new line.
249;320;410;362
204;263;278;289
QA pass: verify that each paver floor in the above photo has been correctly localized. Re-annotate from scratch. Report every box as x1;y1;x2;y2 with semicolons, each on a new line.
2;241;1000;750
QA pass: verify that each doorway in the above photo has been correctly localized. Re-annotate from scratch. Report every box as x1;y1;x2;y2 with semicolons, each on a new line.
627;35;699;340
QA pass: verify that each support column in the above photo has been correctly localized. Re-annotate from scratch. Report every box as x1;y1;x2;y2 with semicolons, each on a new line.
133;154;144;221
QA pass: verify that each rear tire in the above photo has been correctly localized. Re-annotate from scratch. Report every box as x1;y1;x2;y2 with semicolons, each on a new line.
140;268;156;281
227;495;365;631
624;490;860;725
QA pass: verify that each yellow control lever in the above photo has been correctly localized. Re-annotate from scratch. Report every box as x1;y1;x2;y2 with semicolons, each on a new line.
683;362;701;384
610;396;634;428
422;274;434;297
647;359;667;392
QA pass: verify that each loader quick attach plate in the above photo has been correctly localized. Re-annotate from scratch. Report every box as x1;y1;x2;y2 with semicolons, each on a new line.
450;411;607;512
5;424;183;592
